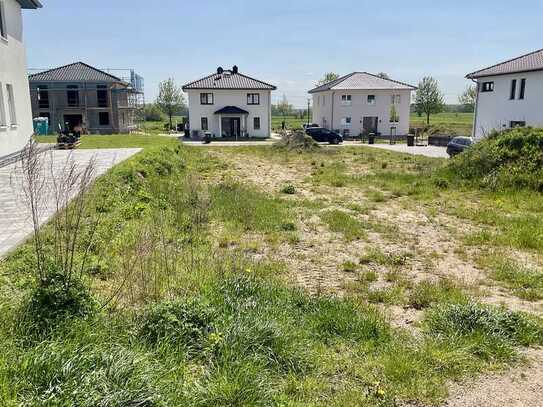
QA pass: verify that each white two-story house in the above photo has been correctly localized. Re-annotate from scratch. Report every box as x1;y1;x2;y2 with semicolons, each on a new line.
467;48;543;140
182;66;276;139
308;72;416;138
0;0;41;158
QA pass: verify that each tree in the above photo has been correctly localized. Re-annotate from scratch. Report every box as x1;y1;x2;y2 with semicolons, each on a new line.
276;94;294;117
144;103;163;121
156;79;185;129
458;85;477;112
377;72;390;79
414;76;445;125
316;72;340;86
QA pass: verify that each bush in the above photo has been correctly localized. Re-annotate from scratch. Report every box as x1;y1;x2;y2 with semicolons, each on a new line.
143;103;163;121
446;128;543;191
280;184;296;194
139;298;215;350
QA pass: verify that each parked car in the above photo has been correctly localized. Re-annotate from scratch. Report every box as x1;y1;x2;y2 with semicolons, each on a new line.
447;136;473;156
302;123;320;130
305;127;343;144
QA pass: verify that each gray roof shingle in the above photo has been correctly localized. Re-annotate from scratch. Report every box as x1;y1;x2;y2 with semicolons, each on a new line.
466;49;543;79
308;72;416;93
29;62;125;83
182;70;276;90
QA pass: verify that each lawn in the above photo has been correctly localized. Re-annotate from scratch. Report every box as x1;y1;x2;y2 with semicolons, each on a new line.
1;140;541;405
35;134;180;149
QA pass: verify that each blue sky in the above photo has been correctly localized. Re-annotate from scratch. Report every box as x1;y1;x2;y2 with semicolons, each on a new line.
23;0;543;107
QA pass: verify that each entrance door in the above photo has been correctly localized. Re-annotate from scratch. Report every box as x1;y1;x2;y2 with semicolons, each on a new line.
63;114;83;131
231;118;240;137
362;116;378;134
221;117;241;137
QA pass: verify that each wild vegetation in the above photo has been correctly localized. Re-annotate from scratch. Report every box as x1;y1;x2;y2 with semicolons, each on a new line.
2;129;543;405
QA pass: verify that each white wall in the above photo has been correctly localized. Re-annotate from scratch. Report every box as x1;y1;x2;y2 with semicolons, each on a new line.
312;88;412;136
473;71;543;140
0;0;34;157
186;89;272;138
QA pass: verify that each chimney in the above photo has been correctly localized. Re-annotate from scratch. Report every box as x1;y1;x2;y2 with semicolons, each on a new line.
232;65;239;74
217;66;224;74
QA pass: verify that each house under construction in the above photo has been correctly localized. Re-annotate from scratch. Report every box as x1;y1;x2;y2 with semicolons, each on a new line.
28;62;144;134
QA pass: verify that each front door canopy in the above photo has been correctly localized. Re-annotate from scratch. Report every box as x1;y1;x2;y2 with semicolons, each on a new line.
214;106;249;115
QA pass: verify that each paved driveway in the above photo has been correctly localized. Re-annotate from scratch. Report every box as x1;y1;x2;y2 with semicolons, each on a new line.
353;143;449;158
0;148;141;259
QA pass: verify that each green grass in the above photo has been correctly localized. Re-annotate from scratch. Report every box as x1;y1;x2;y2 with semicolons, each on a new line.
35;134;180;149
320;209;366;241
410;112;474;136
271;115;309;131
2;143;543;405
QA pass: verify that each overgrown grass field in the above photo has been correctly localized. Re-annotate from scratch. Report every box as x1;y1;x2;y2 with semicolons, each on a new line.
2;130;542;405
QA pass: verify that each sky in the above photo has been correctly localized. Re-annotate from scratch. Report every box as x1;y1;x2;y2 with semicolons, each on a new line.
22;0;543;107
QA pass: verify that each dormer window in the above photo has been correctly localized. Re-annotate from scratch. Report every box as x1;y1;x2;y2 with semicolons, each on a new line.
200;93;214;105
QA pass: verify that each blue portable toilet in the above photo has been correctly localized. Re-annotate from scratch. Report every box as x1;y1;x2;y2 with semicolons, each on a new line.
33;117;49;135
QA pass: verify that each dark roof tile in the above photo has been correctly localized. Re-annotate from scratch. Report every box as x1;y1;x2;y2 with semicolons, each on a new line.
183;70;276;90
466;49;543;79
29;62;125;83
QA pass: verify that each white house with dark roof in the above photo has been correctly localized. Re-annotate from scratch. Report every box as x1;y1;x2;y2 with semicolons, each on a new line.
0;0;41;158
308;72;416;138
182;66;276;139
467;49;543;140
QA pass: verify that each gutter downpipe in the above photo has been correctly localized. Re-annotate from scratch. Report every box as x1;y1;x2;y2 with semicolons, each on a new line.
330;91;335;130
470;78;479;140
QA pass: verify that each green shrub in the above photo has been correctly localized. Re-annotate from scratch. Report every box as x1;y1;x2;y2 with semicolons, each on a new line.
23;273;96;336
139;298;215;350
446;128;543;191
280;184;296;194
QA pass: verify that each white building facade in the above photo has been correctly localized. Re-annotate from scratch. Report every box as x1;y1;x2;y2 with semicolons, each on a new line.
309;72;416;138
0;0;41;158
467;49;543;140
182;66;276;139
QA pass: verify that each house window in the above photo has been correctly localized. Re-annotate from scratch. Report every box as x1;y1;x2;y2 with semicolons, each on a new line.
247;93;260;105
519;79;526;100
67;85;79;107
38;86;49;108
341;95;352;106
200;93;213;105
481;82;494;92
97;85;108;107
341;117;352;126
510;121;526;128
0;1;6;40
6;84;16;125
391;94;401;104
201;117;208;131
253;117;261;130
510;79;517;100
0;82;6;126
367;95;376;105
322;95;325;106
389;105;400;123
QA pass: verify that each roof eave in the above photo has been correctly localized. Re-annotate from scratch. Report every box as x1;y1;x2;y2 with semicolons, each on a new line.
182;87;276;91
17;0;42;9
466;67;543;80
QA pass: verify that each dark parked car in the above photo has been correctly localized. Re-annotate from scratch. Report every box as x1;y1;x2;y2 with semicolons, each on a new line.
302;123;320;130
447;136;473;156
305;127;343;144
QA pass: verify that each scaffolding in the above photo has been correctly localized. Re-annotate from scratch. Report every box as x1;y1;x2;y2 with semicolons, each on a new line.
28;67;145;133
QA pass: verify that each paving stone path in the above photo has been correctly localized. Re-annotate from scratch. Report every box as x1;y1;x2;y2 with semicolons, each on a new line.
0;148;140;258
